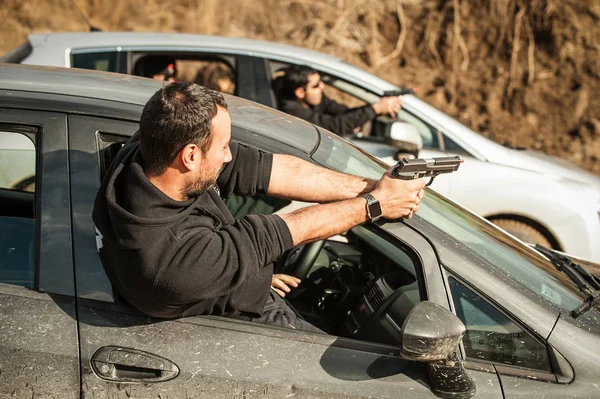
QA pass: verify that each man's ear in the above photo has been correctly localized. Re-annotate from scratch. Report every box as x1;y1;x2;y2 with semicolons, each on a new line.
294;87;306;100
179;144;201;171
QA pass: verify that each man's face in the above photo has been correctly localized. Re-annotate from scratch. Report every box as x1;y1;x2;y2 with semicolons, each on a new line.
183;106;232;197
301;73;324;106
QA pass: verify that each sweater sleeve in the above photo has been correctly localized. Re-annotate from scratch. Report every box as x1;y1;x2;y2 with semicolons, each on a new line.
217;141;273;199
320;95;350;114
155;213;293;304
281;99;376;137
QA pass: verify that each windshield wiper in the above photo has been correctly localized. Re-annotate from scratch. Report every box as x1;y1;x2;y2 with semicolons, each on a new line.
534;244;600;318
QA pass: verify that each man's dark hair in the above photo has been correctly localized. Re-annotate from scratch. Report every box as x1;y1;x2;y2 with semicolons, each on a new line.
278;65;319;99
140;83;228;174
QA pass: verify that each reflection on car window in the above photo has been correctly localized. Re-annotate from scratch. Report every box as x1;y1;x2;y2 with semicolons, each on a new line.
0;130;36;287
397;109;439;149
0;132;35;192
312;131;387;180
449;277;551;371
72;51;125;73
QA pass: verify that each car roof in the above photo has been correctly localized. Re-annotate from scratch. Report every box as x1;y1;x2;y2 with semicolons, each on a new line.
0;63;319;153
22;32;398;92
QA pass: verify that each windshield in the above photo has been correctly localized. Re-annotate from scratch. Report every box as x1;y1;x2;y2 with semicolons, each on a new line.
312;131;600;327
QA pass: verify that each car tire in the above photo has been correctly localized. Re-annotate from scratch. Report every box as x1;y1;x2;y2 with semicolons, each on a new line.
491;219;553;248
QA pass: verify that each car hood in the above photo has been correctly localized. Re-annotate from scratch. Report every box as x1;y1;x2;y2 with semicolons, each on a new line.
499;148;600;189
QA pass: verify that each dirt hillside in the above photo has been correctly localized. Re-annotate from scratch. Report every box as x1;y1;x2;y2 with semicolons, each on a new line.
2;0;599;175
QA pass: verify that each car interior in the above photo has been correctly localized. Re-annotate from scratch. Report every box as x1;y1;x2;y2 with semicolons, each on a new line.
131;53;237;95
271;224;423;345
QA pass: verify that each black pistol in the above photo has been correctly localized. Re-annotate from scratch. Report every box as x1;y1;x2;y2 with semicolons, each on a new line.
383;88;419;96
391;156;463;186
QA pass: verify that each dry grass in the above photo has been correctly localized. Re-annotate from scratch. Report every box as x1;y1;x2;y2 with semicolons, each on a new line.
2;0;600;174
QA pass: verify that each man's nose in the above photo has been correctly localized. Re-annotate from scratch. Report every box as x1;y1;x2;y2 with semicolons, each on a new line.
224;147;233;163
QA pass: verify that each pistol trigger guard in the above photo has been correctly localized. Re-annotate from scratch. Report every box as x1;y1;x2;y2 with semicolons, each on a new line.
425;177;435;187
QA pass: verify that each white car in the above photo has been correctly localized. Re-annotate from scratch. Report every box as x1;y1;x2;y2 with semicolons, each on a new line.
5;32;599;262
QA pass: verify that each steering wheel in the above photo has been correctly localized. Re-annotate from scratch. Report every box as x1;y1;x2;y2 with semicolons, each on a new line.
280;240;325;280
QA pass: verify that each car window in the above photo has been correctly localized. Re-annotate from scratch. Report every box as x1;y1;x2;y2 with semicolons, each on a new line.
0;129;36;287
449;276;552;372
443;134;471;156
131;53;236;94
267;60;440;149
175;59;235;94
396;109;440;149
71;51;126;73
93;128;423;347
312;130;388;179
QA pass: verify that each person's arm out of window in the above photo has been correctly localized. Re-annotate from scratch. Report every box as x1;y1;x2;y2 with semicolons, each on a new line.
268;154;377;203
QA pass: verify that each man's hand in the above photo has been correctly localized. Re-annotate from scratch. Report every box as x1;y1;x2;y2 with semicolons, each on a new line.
371;169;426;219
372;96;403;117
272;274;301;297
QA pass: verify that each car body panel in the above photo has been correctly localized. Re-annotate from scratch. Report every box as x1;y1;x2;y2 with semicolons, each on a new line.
0;285;79;398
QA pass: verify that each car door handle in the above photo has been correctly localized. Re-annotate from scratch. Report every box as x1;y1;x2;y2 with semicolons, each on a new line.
91;346;179;383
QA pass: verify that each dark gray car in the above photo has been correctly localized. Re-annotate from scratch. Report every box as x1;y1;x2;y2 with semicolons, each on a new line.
0;64;599;398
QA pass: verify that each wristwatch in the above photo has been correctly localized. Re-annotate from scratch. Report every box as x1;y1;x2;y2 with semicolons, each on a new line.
362;193;382;222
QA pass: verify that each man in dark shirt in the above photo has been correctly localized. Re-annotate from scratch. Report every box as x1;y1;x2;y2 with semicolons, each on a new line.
93;83;425;332
277;66;403;137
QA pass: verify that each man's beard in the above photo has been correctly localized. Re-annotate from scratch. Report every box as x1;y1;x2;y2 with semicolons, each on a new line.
181;166;223;198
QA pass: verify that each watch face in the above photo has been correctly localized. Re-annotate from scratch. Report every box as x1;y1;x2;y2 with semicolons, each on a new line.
369;200;382;218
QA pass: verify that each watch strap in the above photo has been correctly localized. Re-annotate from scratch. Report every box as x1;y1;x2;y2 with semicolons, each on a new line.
362;193;382;222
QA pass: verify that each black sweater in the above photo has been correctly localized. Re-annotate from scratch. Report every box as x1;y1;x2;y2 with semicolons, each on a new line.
92;133;294;319
279;95;376;137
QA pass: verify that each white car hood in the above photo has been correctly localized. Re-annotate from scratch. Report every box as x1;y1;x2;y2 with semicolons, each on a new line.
496;148;600;189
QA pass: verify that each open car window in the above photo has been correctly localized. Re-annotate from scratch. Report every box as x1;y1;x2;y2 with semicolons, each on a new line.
0;128;37;288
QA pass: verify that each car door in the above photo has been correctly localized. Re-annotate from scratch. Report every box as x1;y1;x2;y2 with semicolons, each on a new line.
0;109;79;397
68;114;500;398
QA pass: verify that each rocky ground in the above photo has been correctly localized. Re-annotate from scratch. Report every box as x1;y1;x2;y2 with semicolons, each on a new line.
2;0;599;175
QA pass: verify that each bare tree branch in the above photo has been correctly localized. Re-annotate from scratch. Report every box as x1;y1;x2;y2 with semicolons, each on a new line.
374;1;407;68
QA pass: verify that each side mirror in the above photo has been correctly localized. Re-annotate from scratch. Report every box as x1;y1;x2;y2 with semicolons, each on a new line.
399;301;476;399
386;122;423;158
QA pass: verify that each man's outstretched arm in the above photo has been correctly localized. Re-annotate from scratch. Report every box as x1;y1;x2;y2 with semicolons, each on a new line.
268;154;378;203
278;169;425;246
